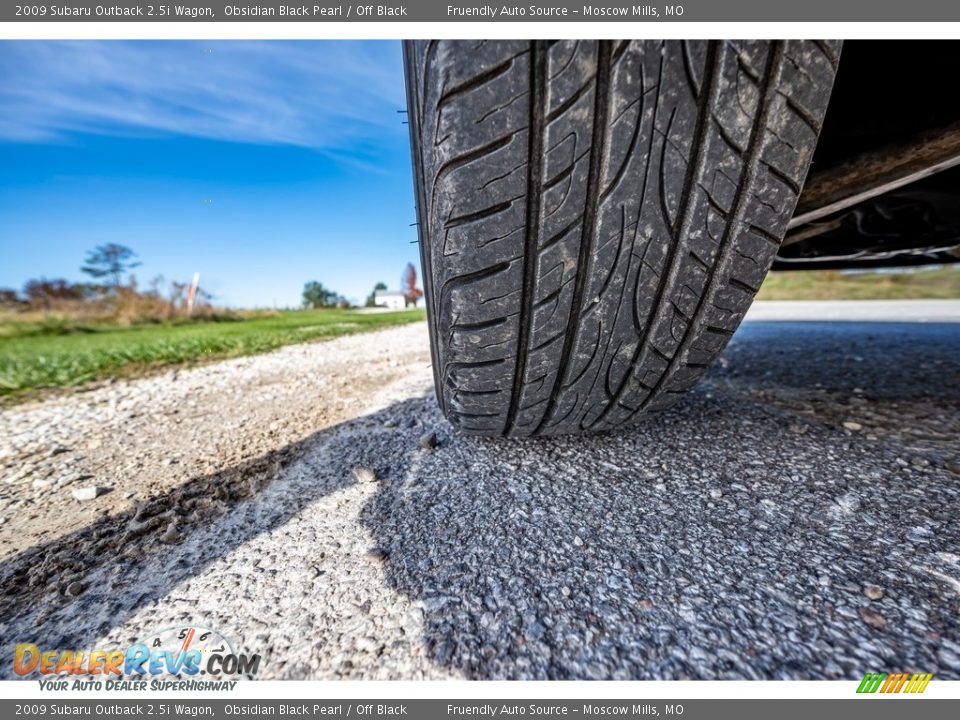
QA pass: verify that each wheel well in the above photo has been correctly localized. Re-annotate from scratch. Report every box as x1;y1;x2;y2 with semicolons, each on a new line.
783;41;960;269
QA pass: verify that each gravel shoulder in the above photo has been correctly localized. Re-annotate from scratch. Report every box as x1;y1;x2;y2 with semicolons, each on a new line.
0;304;958;680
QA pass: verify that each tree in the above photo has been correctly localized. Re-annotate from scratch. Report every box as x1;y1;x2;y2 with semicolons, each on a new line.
365;281;388;307
147;274;167;298
302;281;338;309
22;278;83;309
81;243;141;289
0;288;22;307
401;263;423;307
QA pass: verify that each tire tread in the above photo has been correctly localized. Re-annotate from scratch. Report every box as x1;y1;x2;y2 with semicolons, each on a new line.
406;39;838;435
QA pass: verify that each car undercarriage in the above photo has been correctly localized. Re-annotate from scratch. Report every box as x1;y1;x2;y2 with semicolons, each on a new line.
785;41;960;270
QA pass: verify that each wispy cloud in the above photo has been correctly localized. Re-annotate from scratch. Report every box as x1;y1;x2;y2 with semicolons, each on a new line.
0;41;406;155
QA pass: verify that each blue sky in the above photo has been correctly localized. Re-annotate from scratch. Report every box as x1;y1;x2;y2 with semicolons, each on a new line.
0;40;420;308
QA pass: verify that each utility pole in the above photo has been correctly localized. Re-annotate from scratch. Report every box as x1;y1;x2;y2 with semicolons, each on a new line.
186;272;200;315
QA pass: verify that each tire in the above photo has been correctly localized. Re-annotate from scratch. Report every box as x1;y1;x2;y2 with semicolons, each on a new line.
404;40;839;436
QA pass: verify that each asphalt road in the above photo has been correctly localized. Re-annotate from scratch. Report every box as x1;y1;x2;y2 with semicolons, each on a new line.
1;301;958;680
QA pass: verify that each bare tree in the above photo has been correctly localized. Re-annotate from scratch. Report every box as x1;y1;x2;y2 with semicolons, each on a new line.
401;263;423;307
22;278;82;309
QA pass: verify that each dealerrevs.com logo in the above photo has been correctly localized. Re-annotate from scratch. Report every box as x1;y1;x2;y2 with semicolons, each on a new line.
857;672;934;694
14;626;261;691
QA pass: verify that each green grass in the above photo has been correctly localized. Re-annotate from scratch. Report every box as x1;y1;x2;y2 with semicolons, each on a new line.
757;266;960;301
0;308;425;401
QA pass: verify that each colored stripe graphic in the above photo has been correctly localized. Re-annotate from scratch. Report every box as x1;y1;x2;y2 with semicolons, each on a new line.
857;672;933;693
882;673;909;693
857;672;886;693
905;673;934;693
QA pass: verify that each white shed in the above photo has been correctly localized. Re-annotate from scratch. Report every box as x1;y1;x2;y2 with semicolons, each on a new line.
374;291;408;310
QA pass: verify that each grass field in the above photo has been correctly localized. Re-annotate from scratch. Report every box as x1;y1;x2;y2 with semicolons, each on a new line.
0;308;425;401
757;266;960;301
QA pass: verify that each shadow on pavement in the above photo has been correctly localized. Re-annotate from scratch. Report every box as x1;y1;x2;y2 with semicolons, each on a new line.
360;320;960;679
0;401;428;671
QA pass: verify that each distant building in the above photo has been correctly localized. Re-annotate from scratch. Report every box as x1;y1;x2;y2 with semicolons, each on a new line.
374;290;408;310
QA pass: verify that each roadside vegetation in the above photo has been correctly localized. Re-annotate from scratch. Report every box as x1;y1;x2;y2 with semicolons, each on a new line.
0;243;427;402
0;308;425;401
757;266;960;301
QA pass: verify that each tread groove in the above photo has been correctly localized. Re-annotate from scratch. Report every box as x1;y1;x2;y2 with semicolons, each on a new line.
444;199;518;229
505;41;547;434
763;160;802;196
438;54;522;109
534;40;613;435
813;40;840;71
